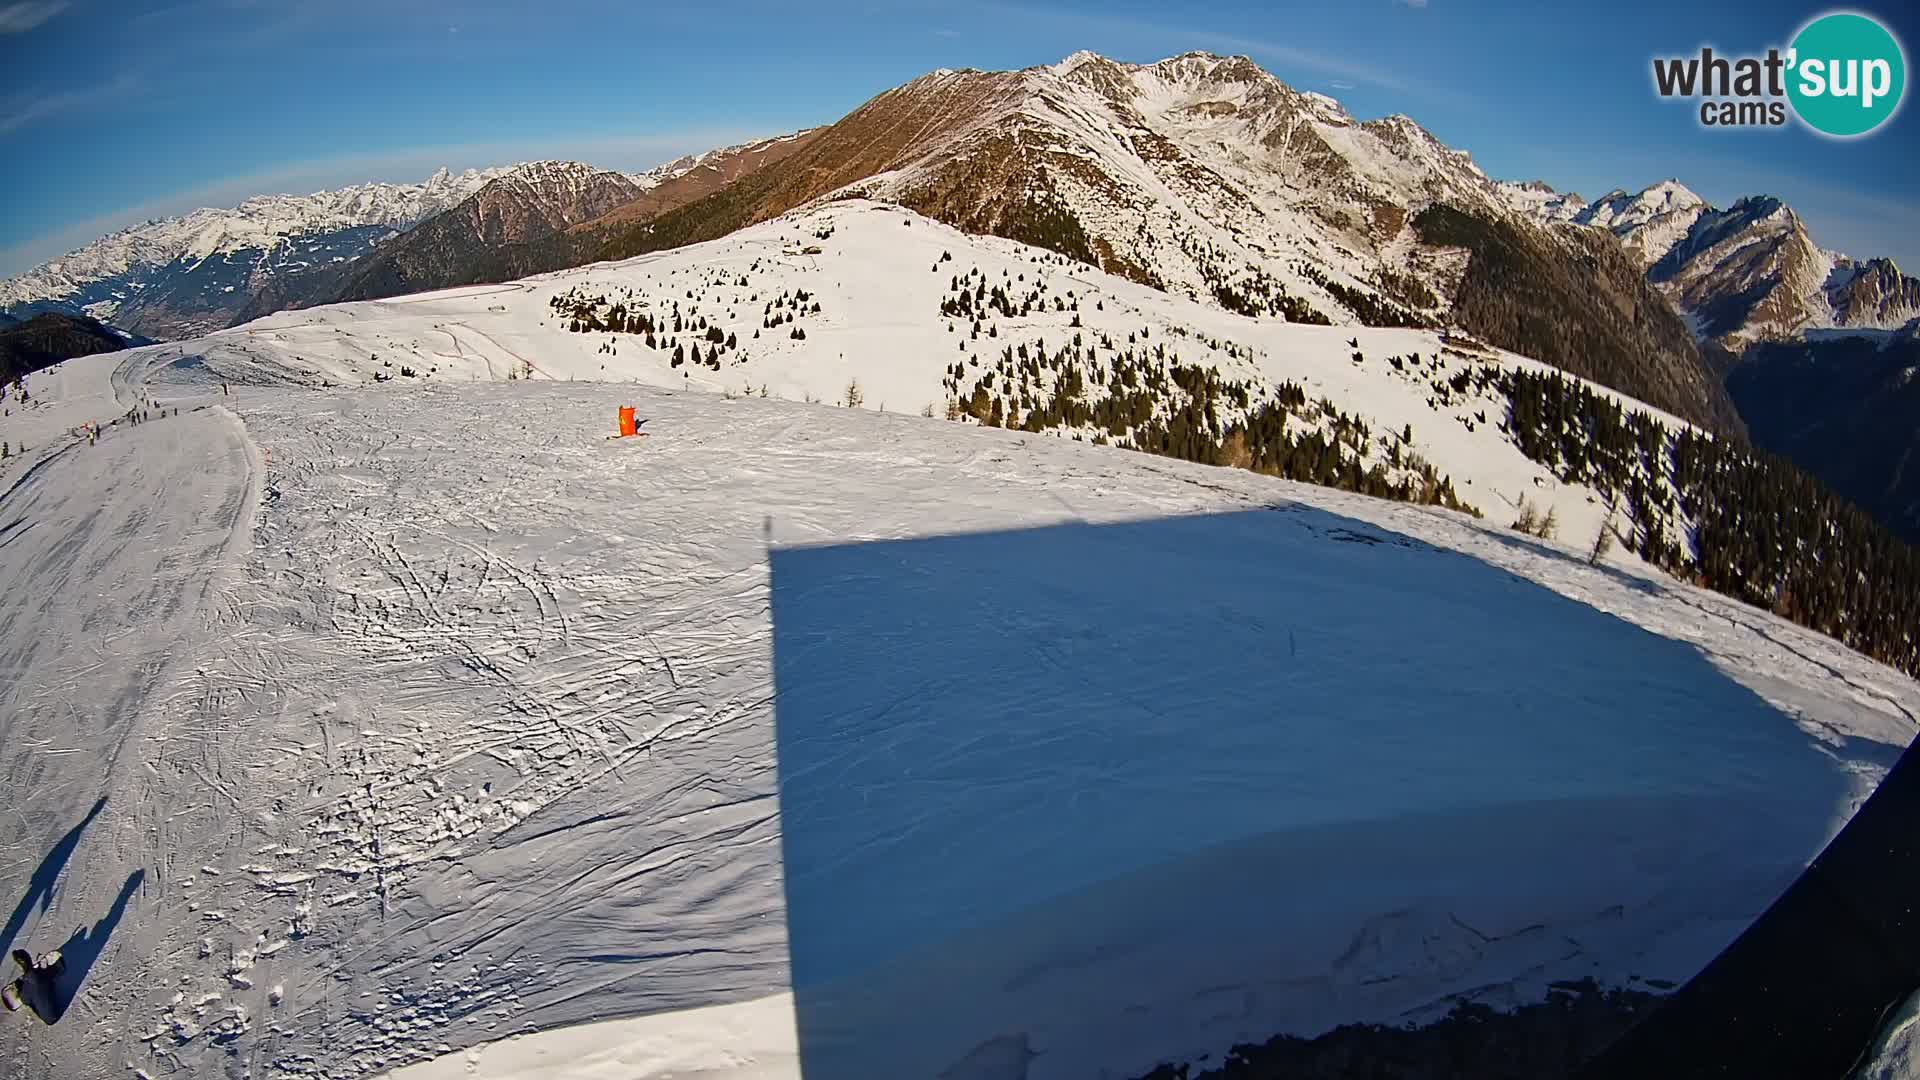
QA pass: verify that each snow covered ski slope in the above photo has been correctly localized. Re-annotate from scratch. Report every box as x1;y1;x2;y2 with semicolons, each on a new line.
195;200;1698;560
0;205;1915;1080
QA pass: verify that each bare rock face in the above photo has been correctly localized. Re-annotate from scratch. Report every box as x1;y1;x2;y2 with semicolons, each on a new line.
1829;257;1920;331
328;162;649;302
1650;196;1832;344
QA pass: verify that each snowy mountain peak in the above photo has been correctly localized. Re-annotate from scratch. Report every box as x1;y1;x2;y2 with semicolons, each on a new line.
1051;49;1108;75
721;48;1683;406
1639;179;1704;211
1148;51;1267;85
1826;255;1920;330
1521;179;1714;271
1579;181;1706;232
484;160;631;201
1494;175;1916;345
459;160;647;232
1494;180;1589;223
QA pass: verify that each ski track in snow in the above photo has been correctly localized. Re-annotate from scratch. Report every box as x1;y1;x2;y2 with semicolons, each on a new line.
0;208;1915;1079
0;354;260;1077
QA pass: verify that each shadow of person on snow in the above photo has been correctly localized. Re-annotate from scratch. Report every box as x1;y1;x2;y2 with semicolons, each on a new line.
0;797;107;960
40;869;144;1024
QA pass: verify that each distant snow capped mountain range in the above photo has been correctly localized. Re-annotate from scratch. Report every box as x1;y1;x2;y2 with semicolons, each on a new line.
4;50;1914;359
0;160;700;339
1495;177;1920;346
0;166;510;338
3;168;502;302
0;151;778;340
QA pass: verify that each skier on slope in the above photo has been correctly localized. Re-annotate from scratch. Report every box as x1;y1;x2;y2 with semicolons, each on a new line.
1;948;63;1023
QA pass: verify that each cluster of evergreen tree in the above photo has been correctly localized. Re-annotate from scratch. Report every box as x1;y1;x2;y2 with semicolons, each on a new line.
1497;367;1920;677
1295;264;1430;329
547;284;750;373
1411;202;1742;433
1370;266;1442;312
1194;255;1331;324
1177;231;1297;321
1726;335;1920;546
938;264;1080;323
0;313;134;386
1172;233;1329;325
940;330;1473;514
1671;431;1919;676
762;288;819;330
989;194;1100;269
1210;278;1334;325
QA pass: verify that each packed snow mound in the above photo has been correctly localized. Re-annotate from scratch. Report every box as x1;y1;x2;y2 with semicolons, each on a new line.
2;318;1915;1079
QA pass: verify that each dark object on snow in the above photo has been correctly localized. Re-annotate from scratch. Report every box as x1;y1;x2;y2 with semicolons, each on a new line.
3;948;63;1023
1578;731;1920;1079
1134;980;1658;1080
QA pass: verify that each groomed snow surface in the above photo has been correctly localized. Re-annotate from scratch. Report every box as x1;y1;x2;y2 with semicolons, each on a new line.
0;204;1915;1080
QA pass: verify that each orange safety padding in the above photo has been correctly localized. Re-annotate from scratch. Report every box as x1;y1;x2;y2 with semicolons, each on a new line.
618;406;636;437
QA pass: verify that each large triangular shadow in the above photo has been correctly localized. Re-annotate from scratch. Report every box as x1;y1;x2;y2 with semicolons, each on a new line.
765;503;1889;1077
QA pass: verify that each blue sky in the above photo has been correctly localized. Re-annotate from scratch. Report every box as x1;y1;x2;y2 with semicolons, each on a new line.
1;0;1914;275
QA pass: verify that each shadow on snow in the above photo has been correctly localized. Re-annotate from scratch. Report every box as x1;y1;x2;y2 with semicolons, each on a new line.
40;869;143;1024
0;797;106;962
765;504;1877;1078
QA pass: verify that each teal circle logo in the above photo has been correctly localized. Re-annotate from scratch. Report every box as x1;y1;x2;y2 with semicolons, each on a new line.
1787;11;1906;137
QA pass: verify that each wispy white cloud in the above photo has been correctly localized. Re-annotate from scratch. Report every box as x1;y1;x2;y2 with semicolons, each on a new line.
0;74;138;136
0;129;774;277
1397;0;1429;9
1330;80;1356;90
0;0;67;33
